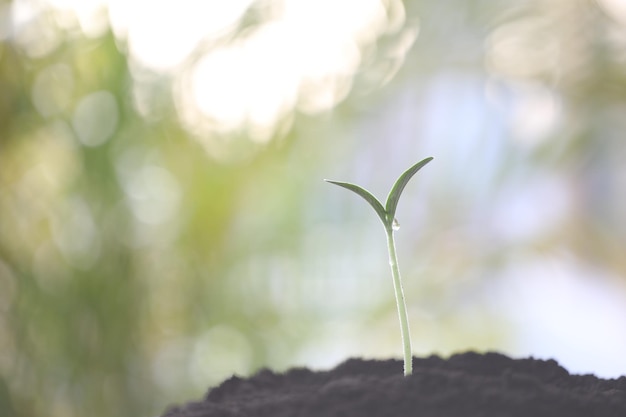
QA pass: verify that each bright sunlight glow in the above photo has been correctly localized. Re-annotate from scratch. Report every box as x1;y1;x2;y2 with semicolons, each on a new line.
36;0;413;158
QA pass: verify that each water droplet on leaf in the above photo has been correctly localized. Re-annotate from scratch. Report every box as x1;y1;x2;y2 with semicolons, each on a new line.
392;218;400;231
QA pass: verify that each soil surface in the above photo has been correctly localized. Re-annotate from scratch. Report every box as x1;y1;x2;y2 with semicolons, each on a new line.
161;351;626;417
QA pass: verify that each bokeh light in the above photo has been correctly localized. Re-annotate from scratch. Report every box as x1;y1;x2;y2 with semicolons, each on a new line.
1;1;626;417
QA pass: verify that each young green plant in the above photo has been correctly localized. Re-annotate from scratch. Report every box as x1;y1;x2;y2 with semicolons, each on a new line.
325;157;433;376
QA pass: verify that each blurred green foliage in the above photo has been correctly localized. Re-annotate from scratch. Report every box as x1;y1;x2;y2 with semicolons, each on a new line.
1;1;626;417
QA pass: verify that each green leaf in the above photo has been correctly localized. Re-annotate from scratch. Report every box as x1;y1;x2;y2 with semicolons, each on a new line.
385;157;433;222
324;180;387;226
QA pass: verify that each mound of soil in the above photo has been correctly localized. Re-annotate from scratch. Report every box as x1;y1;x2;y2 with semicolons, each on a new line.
161;351;626;417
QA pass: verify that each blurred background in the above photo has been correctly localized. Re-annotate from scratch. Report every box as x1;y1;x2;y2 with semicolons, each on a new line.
2;0;626;415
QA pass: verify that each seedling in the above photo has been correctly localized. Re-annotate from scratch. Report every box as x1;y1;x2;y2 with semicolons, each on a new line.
325;157;433;376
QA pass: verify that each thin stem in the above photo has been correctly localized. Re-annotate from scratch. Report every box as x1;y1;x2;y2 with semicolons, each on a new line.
385;225;413;376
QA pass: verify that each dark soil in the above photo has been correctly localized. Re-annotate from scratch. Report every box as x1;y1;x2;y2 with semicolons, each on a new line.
161;351;626;417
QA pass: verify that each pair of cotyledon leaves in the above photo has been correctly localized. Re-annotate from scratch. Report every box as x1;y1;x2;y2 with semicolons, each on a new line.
325;157;433;231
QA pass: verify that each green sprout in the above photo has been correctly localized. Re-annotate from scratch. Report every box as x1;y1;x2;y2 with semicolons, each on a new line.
325;157;434;376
